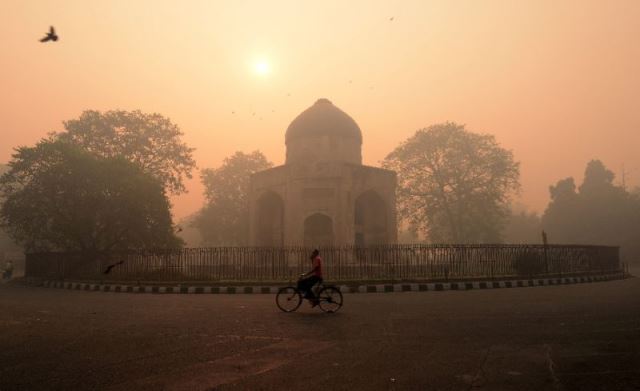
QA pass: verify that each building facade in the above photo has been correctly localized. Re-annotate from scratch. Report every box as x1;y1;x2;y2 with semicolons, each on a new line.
248;98;397;247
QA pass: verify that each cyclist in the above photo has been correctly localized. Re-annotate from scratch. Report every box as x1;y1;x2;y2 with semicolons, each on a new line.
297;249;323;306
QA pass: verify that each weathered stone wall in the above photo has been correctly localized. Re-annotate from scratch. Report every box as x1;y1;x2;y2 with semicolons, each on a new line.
249;162;397;246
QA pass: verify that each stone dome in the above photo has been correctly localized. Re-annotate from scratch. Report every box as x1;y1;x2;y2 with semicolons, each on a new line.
285;99;363;145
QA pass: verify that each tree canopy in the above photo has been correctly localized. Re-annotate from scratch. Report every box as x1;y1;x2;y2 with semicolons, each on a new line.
0;141;182;252
0;164;21;253
55;110;195;195
383;122;520;243
192;151;272;245
542;160;640;263
503;208;542;244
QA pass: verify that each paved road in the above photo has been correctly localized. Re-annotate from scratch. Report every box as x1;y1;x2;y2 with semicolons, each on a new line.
1;278;639;391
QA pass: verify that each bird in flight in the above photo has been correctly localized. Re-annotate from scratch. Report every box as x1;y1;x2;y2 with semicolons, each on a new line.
103;260;124;274
40;26;59;42
389;17;394;21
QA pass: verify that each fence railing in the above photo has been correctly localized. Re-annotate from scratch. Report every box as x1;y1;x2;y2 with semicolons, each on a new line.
25;244;621;282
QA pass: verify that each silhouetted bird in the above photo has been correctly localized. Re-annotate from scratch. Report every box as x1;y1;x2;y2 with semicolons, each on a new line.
40;26;58;42
389;17;394;21
103;260;124;275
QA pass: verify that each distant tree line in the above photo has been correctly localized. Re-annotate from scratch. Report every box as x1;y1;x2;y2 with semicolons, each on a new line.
3;110;638;268
541;160;640;264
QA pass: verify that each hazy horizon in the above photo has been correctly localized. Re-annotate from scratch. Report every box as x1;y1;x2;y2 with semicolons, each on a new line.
2;0;639;220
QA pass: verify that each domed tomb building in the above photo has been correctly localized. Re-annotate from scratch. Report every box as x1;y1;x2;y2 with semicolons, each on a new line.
249;99;397;247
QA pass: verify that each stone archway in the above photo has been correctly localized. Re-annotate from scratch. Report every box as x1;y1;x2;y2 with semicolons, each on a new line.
354;190;388;246
255;191;284;246
304;213;333;247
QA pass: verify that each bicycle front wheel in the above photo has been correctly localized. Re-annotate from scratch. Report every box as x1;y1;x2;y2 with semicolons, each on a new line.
276;286;302;312
317;286;343;313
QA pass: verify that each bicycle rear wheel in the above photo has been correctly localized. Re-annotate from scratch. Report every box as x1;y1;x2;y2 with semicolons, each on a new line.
317;286;343;313
276;286;302;312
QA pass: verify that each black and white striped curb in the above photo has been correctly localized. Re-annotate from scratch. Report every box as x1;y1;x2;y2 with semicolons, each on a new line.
39;273;627;294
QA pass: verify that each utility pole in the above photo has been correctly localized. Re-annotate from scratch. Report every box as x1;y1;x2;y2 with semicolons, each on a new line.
542;230;549;275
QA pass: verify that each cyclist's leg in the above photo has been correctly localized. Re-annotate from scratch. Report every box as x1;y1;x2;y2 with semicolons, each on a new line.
307;276;322;300
297;277;313;299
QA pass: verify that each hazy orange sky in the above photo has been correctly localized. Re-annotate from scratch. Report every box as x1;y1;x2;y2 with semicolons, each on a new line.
1;1;639;220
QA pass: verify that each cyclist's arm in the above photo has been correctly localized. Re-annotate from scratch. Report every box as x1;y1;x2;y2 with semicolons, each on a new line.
301;264;319;278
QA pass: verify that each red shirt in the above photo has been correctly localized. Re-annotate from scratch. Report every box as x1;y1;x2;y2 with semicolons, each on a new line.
312;256;323;278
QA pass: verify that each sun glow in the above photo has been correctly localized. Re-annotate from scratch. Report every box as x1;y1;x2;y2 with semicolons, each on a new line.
252;59;271;76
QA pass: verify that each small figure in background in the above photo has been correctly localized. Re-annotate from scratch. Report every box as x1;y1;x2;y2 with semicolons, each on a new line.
3;260;13;280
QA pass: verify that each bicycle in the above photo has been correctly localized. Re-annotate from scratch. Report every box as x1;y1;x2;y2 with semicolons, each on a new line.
276;278;343;313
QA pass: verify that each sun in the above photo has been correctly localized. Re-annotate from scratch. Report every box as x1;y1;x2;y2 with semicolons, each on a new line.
253;59;271;76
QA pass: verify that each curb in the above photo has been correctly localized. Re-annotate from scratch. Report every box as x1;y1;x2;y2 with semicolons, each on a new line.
38;273;627;294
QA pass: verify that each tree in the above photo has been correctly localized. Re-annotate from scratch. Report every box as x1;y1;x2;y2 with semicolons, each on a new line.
382;122;520;243
0;164;21;253
541;178;583;242
542;159;640;265
192;151;272;245
175;213;203;247
0;141;182;252
503;208;542;244
55;110;195;194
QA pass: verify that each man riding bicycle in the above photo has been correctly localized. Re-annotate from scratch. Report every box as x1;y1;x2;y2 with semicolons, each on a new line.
297;249;323;306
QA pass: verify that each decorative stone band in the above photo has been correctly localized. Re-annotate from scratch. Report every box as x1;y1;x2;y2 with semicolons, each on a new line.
39;273;627;294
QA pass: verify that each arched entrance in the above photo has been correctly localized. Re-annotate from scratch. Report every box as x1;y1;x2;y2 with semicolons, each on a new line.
255;191;284;246
354;190;388;246
304;213;333;247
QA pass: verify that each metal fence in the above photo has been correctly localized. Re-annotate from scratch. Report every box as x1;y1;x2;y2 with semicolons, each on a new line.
25;244;621;283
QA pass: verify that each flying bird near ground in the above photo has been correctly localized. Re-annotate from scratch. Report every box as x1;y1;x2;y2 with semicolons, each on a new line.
39;26;58;42
103;260;124;275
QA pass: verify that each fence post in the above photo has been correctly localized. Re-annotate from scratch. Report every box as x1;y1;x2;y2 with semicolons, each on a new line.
61;253;65;281
489;255;493;280
542;231;549;275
